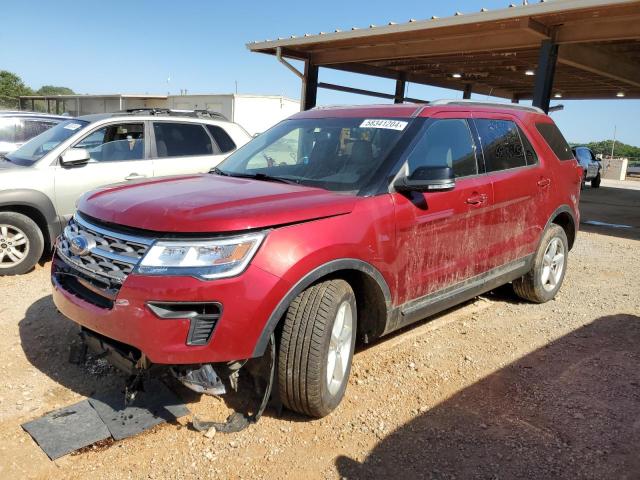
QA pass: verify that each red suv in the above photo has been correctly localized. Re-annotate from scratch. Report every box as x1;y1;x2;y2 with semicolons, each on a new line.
52;101;582;418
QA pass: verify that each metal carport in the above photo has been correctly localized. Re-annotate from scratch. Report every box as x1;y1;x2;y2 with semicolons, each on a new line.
248;0;640;112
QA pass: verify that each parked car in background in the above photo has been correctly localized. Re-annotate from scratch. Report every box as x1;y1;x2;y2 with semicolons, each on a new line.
0;109;251;275
0;111;68;156
572;146;601;188
51;101;583;419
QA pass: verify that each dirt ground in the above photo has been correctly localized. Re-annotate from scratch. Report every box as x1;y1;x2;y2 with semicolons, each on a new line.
0;180;639;480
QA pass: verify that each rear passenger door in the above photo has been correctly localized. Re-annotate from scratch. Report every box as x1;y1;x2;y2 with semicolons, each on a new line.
473;115;543;268
151;122;233;177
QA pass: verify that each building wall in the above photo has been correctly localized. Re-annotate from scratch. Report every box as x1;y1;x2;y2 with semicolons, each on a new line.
232;95;299;135
166;95;234;119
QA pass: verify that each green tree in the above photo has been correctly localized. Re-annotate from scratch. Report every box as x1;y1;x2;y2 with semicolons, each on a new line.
0;70;34;108
36;85;74;95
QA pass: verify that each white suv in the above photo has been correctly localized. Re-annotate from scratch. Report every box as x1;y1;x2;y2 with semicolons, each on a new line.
0;109;251;275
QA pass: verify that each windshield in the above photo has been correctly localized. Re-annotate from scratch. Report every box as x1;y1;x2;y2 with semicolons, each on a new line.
216;117;410;193
5;119;89;166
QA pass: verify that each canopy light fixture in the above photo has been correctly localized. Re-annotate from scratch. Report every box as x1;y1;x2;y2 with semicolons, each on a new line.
452;73;462;78
554;93;563;98
616;92;625;97
525;70;535;76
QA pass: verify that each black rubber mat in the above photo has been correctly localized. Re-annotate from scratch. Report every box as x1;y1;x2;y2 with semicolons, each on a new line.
88;380;189;440
22;400;111;460
22;380;189;458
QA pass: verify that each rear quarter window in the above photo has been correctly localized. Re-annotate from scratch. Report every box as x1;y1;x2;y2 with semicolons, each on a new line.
535;122;574;161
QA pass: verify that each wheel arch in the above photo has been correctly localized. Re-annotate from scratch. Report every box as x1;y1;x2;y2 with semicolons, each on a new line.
252;258;392;357
548;205;577;250
0;189;60;251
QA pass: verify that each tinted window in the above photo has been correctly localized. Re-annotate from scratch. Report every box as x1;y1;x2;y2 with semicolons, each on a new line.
75;123;145;162
154;122;213;157
475;119;526;172
16;119;58;143
406;119;477;178
206;125;236;153
519;127;538;166
536;122;573;161
0;118;16;143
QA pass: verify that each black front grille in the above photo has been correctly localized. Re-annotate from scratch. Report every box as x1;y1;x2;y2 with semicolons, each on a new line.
147;302;222;346
52;254;117;309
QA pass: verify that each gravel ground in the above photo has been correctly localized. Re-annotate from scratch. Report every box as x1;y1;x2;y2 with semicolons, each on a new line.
0;184;639;480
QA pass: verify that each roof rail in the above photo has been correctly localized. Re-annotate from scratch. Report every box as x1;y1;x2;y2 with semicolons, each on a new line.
117;108;229;121
428;99;545;114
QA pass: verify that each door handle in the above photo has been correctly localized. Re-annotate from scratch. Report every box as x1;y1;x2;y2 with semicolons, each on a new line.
537;178;551;188
125;173;147;181
466;193;488;205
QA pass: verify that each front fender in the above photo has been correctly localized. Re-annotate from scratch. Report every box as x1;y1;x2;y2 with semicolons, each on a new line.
0;189;61;241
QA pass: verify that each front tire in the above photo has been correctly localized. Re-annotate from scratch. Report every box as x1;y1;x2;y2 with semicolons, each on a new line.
278;279;356;418
0;212;44;276
513;224;568;303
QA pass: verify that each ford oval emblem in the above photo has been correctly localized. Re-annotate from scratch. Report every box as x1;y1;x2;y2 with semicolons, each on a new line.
69;235;95;256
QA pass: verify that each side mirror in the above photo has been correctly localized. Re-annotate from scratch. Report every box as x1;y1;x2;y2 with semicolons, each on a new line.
60;148;90;167
394;166;455;193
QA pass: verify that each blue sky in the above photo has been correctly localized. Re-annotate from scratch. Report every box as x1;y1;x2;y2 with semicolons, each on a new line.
2;0;638;145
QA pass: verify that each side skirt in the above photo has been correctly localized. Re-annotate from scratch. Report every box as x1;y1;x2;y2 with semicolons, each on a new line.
383;255;534;335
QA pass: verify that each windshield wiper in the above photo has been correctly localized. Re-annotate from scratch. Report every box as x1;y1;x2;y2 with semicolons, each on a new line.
211;169;300;185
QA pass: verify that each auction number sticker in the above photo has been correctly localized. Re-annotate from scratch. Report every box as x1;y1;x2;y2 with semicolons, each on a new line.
63;123;83;131
360;119;408;131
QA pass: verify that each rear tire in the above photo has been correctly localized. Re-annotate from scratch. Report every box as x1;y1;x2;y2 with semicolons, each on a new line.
0;212;44;276
513;224;568;303
591;173;601;188
278;279;356;418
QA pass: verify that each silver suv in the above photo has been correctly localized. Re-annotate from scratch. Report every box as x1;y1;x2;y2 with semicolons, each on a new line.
0;109;251;275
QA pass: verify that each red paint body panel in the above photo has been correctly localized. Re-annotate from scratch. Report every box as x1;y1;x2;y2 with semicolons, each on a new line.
53;104;582;365
78;175;357;233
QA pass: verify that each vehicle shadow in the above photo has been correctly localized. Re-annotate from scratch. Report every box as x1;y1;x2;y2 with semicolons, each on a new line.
579;185;640;241
336;313;640;479
19;295;125;398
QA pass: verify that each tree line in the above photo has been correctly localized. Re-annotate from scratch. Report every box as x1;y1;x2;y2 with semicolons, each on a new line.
0;70;74;110
570;140;640;161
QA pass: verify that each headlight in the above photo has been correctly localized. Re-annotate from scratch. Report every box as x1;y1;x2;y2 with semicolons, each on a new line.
137;233;265;280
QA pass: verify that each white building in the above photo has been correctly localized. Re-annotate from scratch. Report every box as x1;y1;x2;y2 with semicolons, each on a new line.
19;93;300;135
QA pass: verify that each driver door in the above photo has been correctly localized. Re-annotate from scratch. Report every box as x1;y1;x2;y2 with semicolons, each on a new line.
53;121;153;220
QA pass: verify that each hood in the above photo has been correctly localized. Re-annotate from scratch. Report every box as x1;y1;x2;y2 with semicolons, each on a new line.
78;174;358;233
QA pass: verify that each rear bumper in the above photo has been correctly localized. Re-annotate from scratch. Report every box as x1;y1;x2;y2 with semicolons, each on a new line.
52;254;290;364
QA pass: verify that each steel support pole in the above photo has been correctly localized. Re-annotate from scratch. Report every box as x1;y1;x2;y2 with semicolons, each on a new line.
394;74;406;104
532;39;558;114
463;84;472;100
302;61;319;111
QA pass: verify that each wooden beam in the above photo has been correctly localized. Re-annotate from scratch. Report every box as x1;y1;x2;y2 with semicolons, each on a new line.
524;18;551;39
311;29;543;65
558;44;640;89
555;14;640;44
322;63;515;100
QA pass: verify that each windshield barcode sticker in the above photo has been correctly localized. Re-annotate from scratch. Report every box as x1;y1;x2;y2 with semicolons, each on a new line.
360;119;408;131
64;123;82;131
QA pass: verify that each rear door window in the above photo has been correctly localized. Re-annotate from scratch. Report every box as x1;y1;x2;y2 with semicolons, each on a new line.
205;125;236;153
406;119;478;178
75;122;145;162
535;122;574;160
475;119;526;172
153;122;213;157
